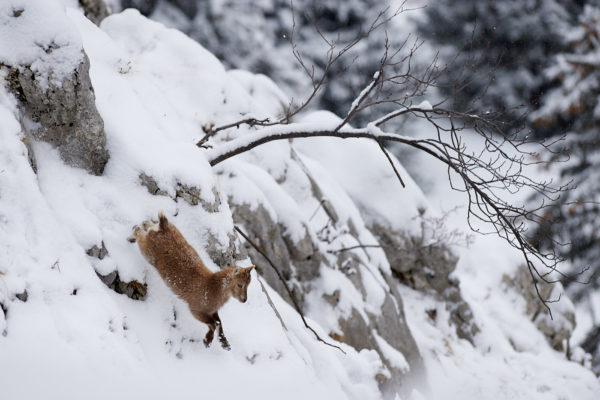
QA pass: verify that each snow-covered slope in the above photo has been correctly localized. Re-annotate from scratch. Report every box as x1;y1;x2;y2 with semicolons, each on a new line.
0;2;599;399
0;5;382;400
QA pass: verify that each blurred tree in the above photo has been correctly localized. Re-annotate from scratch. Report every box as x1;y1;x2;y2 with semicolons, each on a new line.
417;0;583;130
529;4;600;374
531;4;600;313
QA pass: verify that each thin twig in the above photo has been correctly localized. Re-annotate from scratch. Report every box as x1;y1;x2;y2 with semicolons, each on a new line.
377;140;406;188
255;275;288;331
327;244;384;254
234;225;345;353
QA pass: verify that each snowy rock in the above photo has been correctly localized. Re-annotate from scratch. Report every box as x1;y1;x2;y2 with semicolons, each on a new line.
96;270;148;300
231;202;305;305
86;241;108;260
372;222;480;343
175;182;221;212
502;267;575;352
6;53;109;175
139;173;168;196
0;0;109;175
337;271;426;398
0;301;6;336
204;229;244;269
15;290;28;302
86;241;147;300
138;173;223;212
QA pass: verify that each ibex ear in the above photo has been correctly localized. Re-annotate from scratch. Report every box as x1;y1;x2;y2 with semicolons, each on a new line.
247;265;256;272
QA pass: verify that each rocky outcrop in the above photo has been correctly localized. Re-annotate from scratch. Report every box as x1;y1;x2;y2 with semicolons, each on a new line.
372;223;480;343
5;54;109;175
86;241;109;260
225;153;427;398
231;202;314;308
96;270;148;300
139;173;223;212
333;252;426;398
502;267;575;352
139;173;169;196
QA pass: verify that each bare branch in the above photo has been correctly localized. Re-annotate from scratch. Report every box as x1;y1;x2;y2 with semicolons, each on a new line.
206;107;576;316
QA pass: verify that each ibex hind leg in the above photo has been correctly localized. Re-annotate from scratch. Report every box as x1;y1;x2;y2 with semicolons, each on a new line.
127;219;159;243
203;326;216;348
127;225;143;243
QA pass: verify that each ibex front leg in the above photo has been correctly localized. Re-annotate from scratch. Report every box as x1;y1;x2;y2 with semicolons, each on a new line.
213;312;231;350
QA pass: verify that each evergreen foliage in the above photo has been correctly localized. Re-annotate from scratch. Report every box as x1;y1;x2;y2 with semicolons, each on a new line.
417;0;581;120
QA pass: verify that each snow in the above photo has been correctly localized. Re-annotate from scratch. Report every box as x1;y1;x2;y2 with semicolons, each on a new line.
295;110;428;236
372;330;410;372
415;100;433;111
1;2;599;400
0;0;83;89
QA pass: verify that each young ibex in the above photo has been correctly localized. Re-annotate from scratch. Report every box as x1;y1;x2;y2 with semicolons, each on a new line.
129;211;254;350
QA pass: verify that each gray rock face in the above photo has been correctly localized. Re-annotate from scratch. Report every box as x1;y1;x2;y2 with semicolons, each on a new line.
20;135;37;173
86;243;147;300
335;264;426;398
139;173;168;196
229;194;425;398
7;54;109;175
139;173;222;212
15;290;28;302
205;230;245;269
502;267;575;352
372;223;480;343
86;241;108;260
231;202;308;307
96;270;148;300
175;183;221;212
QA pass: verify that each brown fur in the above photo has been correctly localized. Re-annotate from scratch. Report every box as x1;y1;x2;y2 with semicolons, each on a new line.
130;211;254;350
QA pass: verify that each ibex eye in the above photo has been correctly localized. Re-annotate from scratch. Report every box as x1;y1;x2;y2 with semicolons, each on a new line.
238;284;243;288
